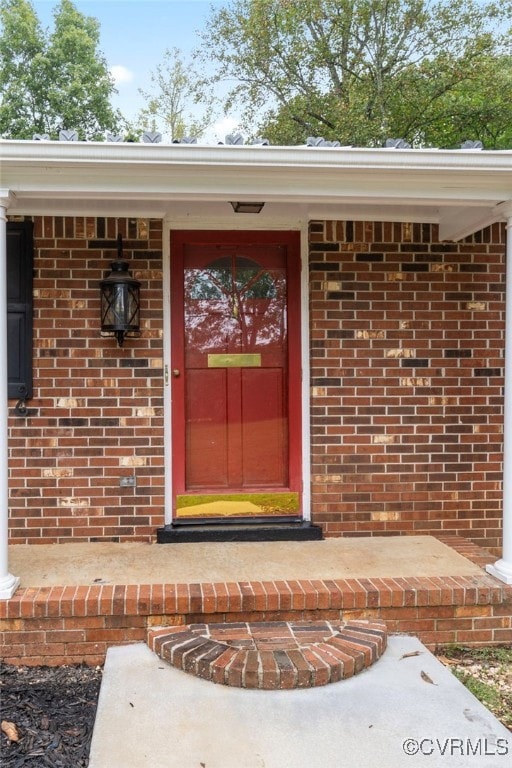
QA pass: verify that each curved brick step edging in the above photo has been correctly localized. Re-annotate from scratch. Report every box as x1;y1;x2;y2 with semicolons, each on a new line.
148;619;387;689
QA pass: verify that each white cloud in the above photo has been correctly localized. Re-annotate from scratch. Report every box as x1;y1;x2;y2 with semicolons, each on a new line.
110;65;135;86
203;116;242;144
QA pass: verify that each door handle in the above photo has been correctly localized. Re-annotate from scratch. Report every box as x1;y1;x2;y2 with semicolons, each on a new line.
172;369;181;378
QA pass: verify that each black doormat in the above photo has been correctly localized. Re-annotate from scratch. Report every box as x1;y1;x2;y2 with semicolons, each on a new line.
156;521;323;543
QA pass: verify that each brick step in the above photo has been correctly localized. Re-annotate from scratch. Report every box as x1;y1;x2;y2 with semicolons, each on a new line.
148;619;387;689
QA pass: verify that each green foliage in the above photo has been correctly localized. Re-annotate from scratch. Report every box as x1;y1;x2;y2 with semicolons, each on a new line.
0;0;121;139
198;0;512;148
439;645;512;730
453;671;501;709
133;47;216;141
443;645;512;664
0;0;47;138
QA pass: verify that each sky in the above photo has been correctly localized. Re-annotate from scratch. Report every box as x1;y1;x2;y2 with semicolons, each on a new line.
31;0;240;141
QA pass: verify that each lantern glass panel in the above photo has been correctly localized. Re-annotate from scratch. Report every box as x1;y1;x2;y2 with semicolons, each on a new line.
101;283;140;331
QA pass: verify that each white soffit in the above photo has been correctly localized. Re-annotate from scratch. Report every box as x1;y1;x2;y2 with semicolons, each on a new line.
1;141;511;240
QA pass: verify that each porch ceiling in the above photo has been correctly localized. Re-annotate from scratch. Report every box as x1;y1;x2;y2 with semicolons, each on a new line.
1;140;511;240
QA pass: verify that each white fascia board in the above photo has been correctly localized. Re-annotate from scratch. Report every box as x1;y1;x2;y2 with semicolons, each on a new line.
2;139;511;170
1;142;511;237
7;167;510;205
1;140;511;196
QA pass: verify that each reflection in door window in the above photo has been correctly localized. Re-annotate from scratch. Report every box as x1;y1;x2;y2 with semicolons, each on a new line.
187;256;277;300
185;254;286;352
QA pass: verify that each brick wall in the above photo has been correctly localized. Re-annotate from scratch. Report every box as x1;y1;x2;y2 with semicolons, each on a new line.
309;221;506;553
6;216;507;549
8;216;165;543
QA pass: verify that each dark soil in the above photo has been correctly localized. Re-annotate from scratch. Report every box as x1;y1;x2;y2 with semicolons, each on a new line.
0;663;102;767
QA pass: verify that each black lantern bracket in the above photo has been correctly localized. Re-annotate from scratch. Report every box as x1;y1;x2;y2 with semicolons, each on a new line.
99;234;141;347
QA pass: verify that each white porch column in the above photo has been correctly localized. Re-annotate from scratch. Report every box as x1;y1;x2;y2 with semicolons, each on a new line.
487;203;512;584
0;192;20;599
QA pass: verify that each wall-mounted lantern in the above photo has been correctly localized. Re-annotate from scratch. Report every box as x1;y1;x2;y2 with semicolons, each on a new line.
100;234;141;347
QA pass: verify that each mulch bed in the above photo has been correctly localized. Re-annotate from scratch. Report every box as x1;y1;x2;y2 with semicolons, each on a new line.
0;663;102;767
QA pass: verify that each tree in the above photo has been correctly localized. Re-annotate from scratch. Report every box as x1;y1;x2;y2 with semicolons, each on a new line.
0;0;47;138
198;0;512;148
412;53;512;149
135;47;216;141
0;0;121;139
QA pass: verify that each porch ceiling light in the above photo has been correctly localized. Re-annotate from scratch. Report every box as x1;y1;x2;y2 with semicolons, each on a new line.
99;234;141;347
230;201;265;214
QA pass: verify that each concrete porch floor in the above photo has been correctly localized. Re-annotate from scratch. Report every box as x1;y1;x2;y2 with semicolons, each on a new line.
7;535;487;587
2;535;511;665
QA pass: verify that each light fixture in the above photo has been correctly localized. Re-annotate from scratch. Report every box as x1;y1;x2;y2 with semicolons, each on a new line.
230;201;265;214
100;234;141;347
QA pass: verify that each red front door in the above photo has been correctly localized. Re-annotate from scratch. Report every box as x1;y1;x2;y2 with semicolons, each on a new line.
171;231;302;520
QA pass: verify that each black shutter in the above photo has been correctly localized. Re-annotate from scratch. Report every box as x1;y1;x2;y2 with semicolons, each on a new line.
7;221;33;400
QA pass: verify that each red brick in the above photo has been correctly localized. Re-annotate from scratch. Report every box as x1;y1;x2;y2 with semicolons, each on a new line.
259;649;280;689
200;583;217;614
211;647;239;685
212;582;230;613
226;648;247;688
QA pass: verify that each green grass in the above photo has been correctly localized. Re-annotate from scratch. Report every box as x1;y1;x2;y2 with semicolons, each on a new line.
442;645;512;664
437;646;512;732
452;671;502;710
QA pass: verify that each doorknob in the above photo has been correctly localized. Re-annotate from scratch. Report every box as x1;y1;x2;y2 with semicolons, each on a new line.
172;369;181;377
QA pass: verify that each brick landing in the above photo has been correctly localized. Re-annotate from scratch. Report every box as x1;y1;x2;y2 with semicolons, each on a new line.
149;619;387;689
1;537;511;666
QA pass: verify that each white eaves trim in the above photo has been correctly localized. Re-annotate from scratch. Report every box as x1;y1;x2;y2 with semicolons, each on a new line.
2;139;511;170
1;140;511;240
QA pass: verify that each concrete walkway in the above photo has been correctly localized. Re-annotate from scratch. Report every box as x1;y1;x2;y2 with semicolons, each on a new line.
89;636;511;768
8;535;483;586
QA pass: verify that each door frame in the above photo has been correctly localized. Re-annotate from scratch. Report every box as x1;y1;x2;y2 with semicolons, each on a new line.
169;229;303;522
162;218;311;526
